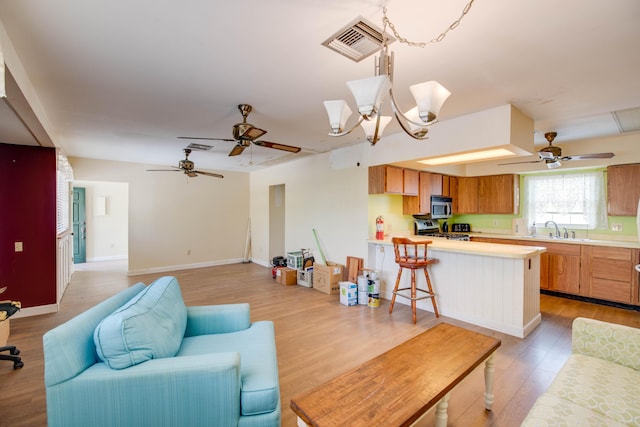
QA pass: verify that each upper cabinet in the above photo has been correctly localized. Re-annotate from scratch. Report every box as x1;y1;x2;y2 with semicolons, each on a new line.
369;165;419;196
479;174;520;214
607;163;640;216
403;171;450;214
455;174;519;214
455;177;479;214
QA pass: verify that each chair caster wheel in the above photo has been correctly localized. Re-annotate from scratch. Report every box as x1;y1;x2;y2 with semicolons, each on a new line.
14;360;24;369
11;349;20;356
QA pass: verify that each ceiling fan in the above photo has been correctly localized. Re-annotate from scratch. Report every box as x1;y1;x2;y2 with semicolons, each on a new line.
178;104;302;157
147;149;224;178
499;132;614;168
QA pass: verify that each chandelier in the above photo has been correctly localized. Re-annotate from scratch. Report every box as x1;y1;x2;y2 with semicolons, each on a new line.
323;1;475;145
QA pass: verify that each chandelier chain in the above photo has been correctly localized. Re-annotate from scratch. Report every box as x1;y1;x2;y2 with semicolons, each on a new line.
382;0;475;48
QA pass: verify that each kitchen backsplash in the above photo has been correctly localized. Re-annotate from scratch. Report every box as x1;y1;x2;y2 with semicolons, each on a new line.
369;194;639;242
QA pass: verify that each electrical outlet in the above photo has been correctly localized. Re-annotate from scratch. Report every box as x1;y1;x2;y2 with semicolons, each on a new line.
611;223;623;231
492;220;498;226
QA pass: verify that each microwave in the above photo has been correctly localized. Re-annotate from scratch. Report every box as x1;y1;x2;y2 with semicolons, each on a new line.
430;195;453;219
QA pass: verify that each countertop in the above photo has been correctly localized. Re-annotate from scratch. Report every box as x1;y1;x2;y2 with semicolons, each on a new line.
469;232;640;249
368;236;546;259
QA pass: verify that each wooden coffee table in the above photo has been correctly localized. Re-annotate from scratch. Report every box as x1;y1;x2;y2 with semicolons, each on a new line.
290;323;501;427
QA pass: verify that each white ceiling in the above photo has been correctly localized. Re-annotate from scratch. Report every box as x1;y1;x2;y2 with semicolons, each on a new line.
0;0;639;173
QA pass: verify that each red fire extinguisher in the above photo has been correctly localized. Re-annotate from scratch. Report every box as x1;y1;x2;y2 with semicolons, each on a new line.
375;216;384;240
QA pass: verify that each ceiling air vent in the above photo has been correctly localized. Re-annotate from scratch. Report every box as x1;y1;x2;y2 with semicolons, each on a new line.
612;106;640;133
322;17;395;62
186;143;213;151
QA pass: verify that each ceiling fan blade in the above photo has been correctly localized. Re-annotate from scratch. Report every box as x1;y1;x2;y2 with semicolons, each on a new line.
498;159;544;166
561;152;615;161
177;136;236;142
146;169;182;172
253;140;302;153
195;170;224;179
229;144;246;157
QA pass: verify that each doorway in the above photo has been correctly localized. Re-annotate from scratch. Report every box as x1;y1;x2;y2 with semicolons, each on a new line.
72;187;86;263
269;184;285;260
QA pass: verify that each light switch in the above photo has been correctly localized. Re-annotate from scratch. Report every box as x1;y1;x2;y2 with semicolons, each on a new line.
15;242;23;252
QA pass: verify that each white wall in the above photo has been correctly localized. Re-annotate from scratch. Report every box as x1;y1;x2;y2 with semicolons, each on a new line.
250;150;370;267
70;157;250;274
73;180;129;261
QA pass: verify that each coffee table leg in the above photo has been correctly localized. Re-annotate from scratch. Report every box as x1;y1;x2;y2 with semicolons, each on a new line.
483;352;496;410
435;391;451;427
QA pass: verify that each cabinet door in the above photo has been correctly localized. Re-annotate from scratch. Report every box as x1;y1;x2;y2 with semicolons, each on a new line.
478;174;519;214
386;166;404;194
548;254;581;294
403;169;419;196
607;164;640;216
456;177;479;213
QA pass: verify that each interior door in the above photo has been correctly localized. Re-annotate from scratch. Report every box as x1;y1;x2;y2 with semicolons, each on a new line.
269;184;285;261
72;187;86;263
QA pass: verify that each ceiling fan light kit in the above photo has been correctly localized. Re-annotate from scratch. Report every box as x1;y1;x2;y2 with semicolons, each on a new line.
323;2;472;145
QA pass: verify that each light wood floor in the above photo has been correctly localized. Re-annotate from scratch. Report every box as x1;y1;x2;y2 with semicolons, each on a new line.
2;261;639;427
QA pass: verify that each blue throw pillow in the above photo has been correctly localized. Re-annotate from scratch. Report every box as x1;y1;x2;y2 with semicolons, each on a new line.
94;276;187;369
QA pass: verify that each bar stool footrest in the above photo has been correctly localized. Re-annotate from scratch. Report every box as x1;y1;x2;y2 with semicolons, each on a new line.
393;288;436;301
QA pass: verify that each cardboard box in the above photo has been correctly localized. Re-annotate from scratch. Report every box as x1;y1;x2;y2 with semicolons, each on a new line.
277;267;297;286
339;281;358;306
313;262;344;294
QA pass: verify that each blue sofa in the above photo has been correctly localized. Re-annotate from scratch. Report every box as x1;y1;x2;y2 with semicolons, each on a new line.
43;276;281;427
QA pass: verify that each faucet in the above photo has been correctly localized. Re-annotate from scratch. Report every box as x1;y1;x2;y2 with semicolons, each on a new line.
563;227;569;239
545;220;561;238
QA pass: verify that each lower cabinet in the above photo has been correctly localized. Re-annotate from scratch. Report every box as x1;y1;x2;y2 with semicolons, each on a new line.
581;246;640;305
469;237;640;305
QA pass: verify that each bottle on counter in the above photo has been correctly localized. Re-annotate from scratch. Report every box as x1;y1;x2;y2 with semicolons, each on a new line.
529;221;536;236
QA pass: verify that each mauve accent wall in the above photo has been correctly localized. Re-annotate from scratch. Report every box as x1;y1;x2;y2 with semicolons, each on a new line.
0;143;57;307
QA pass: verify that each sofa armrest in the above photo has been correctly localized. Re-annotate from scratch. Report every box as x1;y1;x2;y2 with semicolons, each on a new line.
572;317;640;371
184;303;251;336
47;353;242;427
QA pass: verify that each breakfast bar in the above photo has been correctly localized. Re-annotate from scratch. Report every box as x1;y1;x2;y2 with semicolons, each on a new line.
368;237;545;338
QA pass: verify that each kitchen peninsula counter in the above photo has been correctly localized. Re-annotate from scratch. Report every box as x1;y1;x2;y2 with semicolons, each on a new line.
367;236;545;338
469;232;640;249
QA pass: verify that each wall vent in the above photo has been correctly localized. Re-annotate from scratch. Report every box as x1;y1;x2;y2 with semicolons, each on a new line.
186;143;213;151
322;17;395;62
612;106;640;133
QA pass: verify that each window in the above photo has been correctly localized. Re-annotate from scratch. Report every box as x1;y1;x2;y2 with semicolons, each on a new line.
524;171;607;230
56;153;74;235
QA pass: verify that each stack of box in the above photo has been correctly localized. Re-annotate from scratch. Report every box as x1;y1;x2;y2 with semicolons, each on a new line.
286;250;314;287
339;281;357;306
313;262;344;295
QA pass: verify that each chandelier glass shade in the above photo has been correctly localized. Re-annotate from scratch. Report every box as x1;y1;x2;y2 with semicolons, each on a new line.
323;52;451;145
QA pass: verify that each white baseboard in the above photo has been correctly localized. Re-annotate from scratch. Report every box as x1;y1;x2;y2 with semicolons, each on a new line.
11;304;58;319
127;258;248;276
86;255;128;262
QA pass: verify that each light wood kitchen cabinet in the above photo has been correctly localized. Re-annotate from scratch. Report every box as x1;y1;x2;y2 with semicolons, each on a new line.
455;177;479;213
478;174;520;214
369;165;418;195
607;163;640;216
470;237;581;294
455;174;519;214
581;246;640;304
402;171;448;214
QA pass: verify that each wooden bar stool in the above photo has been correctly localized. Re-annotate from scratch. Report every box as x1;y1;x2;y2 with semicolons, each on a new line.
389;237;439;324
